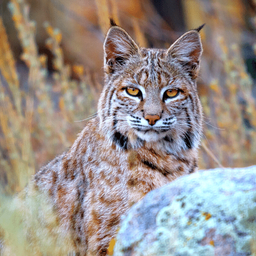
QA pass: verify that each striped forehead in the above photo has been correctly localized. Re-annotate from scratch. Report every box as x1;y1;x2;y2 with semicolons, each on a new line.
135;49;171;88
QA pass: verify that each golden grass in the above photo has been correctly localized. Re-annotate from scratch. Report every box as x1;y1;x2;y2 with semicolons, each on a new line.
0;184;75;255
199;38;256;168
0;0;94;195
0;0;94;254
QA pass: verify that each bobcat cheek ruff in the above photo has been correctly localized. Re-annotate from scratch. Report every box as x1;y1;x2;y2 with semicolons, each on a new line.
35;24;204;255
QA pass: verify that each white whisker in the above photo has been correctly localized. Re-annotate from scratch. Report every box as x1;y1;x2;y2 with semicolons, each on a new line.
74;113;97;122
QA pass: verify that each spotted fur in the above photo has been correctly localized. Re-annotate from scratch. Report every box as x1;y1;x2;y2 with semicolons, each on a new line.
34;25;203;255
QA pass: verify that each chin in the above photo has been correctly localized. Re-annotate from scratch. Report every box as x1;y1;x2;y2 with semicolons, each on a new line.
135;130;168;142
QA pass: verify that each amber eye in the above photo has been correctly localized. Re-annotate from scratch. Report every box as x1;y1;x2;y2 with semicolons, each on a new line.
126;87;140;97
165;89;179;99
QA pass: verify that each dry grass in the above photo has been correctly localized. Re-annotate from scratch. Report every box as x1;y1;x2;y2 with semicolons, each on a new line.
0;0;94;195
0;0;94;254
199;38;256;169
0;185;75;255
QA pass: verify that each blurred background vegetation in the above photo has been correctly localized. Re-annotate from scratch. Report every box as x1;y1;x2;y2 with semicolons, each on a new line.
1;0;256;255
0;0;256;196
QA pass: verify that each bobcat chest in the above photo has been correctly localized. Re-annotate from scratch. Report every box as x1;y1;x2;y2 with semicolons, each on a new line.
122;149;172;207
84;146;171;208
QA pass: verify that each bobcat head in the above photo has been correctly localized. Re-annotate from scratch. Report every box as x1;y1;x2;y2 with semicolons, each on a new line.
98;25;203;154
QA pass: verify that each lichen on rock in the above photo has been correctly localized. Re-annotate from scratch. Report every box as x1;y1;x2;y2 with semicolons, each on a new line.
114;166;256;256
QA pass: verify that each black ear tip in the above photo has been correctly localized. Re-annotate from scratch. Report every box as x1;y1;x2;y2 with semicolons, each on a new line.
110;18;118;27
194;24;205;32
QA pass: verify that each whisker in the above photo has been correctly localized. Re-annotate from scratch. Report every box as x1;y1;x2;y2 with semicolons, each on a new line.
74;113;97;122
203;119;225;131
74;106;111;123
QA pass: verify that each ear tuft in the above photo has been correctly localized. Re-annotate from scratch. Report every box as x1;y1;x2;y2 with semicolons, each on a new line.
110;18;118;27
104;27;139;74
194;24;205;33
167;30;203;80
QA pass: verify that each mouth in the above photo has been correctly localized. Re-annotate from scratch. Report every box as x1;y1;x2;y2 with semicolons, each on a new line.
133;126;170;142
145;128;170;134
133;126;170;133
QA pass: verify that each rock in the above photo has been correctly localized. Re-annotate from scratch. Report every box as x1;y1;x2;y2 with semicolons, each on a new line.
114;166;256;256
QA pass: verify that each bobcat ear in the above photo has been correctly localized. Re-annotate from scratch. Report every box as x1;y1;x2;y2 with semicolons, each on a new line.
167;30;203;80
104;26;139;74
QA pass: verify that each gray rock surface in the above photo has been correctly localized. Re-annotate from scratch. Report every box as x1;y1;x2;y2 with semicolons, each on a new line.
114;166;256;256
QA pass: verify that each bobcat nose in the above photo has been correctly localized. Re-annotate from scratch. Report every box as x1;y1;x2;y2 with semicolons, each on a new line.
145;114;160;126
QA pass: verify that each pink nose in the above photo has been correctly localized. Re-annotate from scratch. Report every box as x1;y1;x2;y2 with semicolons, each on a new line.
145;114;160;125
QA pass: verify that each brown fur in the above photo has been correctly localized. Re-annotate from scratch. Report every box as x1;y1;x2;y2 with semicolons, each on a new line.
34;25;203;255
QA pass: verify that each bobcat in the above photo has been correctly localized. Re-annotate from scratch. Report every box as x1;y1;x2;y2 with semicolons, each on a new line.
34;23;204;255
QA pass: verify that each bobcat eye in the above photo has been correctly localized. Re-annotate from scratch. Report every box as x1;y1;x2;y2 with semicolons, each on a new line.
126;87;141;97
164;89;179;100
